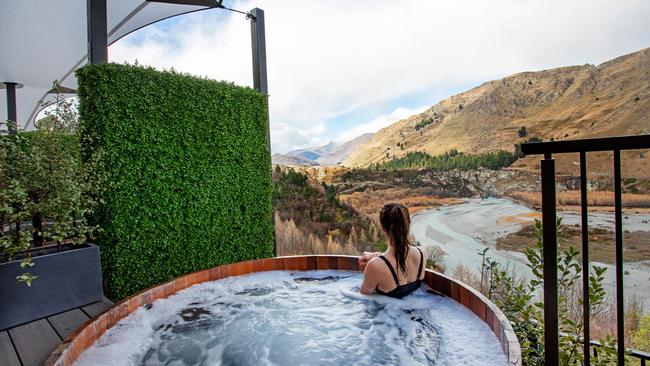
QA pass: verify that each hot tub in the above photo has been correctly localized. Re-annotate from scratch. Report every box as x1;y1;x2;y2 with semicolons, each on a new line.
46;256;521;365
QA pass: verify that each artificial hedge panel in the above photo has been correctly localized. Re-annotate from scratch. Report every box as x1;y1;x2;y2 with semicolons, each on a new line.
76;63;274;299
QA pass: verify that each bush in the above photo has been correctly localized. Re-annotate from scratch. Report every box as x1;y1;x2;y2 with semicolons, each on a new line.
1;119;99;286
514;136;543;156
632;315;650;352
414;117;434;131
77;63;273;299
479;219;618;365
518;126;528;138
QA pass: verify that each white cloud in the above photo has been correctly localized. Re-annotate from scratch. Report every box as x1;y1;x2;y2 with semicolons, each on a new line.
110;0;650;153
271;121;330;153
335;106;429;143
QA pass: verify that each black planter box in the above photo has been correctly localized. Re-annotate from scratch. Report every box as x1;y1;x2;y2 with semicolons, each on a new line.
0;243;103;331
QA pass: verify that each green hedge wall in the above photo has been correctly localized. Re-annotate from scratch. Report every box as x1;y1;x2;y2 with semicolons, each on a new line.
76;64;274;299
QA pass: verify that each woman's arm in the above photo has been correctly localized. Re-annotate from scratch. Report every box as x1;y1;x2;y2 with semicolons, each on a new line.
360;258;381;295
418;245;427;280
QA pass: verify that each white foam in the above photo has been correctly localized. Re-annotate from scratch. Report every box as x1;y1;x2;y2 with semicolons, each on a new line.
74;271;508;366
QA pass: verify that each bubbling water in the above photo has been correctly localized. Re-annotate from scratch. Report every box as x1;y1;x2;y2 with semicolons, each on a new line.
75;271;507;366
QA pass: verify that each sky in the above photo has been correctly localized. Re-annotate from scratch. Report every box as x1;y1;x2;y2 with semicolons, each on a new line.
110;0;650;154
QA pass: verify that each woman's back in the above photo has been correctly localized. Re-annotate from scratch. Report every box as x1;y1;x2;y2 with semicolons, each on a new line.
374;246;424;295
359;203;426;299
361;245;426;298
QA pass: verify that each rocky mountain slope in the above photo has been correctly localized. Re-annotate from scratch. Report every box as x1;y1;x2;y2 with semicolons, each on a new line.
273;133;374;166
344;47;650;177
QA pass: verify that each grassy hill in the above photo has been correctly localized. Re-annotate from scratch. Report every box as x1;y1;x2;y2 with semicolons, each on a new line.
344;47;650;177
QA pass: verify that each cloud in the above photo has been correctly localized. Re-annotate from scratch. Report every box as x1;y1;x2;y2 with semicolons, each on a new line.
271;121;330;153
110;0;650;152
335;106;429;143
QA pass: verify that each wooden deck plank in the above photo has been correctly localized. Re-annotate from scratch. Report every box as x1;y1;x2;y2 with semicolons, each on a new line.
8;319;61;366
47;309;91;340
81;297;113;318
0;330;21;366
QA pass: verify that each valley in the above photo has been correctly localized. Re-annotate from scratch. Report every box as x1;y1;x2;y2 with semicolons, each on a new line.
272;46;650;325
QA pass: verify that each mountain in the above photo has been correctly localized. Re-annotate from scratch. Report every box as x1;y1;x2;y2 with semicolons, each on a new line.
343;47;650;176
272;153;319;167
273;133;374;166
286;149;322;161
316;133;374;165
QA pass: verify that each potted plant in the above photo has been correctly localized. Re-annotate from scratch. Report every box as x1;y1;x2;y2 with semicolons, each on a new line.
0;95;104;330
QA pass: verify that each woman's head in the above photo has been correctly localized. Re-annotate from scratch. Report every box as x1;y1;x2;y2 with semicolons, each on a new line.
379;203;411;275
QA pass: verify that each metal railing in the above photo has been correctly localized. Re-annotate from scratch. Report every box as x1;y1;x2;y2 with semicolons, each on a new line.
521;134;650;366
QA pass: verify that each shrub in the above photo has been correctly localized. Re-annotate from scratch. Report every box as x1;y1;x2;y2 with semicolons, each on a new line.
518;126;528;138
514;136;543;156
1;120;99;286
414;117;434;131
479;219;618;365
632;315;650;352
77;63;274;299
425;245;446;273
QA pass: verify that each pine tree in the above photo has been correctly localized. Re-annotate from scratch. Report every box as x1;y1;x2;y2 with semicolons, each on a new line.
347;225;357;247
309;233;325;254
370;223;380;242
274;211;307;255
359;227;367;243
344;241;358;255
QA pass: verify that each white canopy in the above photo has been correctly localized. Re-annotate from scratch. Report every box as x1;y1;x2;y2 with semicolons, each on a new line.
0;0;222;130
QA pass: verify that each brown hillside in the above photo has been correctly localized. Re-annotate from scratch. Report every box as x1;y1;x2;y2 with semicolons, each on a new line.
344;47;650;177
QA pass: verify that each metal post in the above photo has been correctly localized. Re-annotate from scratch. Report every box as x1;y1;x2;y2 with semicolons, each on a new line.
88;0;108;64
580;151;590;366
249;7;275;255
2;82;21;134
5;83;17;124
542;153;559;366
250;8;268;95
614;150;625;365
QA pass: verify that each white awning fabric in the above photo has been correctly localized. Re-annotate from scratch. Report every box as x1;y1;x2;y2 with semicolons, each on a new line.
0;0;221;130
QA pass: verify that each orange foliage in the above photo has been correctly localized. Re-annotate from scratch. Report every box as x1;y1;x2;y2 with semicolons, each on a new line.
340;188;464;223
274;212;359;256
510;190;650;208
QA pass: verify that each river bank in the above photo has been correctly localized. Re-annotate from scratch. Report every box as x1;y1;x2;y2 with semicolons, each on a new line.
411;197;650;307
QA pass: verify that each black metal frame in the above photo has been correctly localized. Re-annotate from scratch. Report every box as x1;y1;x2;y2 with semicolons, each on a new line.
5;83;17;124
86;1;269;96
1;82;22;134
87;0;108;64
248;7;275;256
250;8;268;95
522;134;650;366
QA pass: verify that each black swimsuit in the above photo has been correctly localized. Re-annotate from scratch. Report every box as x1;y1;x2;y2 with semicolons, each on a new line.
375;247;424;299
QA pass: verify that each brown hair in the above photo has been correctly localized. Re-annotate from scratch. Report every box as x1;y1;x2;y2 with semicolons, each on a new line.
379;203;411;276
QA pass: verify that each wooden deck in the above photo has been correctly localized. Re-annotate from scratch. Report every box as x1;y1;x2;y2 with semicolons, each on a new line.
0;297;113;366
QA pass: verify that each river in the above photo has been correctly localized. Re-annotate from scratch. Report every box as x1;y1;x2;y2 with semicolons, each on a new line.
411;197;650;307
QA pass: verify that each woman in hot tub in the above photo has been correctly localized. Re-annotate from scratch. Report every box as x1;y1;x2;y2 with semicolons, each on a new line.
358;203;426;298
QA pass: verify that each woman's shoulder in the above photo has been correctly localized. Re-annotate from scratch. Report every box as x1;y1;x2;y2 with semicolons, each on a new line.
409;244;426;253
365;256;388;275
409;245;426;259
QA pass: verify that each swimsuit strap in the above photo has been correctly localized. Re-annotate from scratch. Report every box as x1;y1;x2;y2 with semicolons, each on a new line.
416;247;424;279
378;255;400;286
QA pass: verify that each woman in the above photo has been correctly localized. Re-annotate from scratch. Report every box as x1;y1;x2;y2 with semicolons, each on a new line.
359;203;426;298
